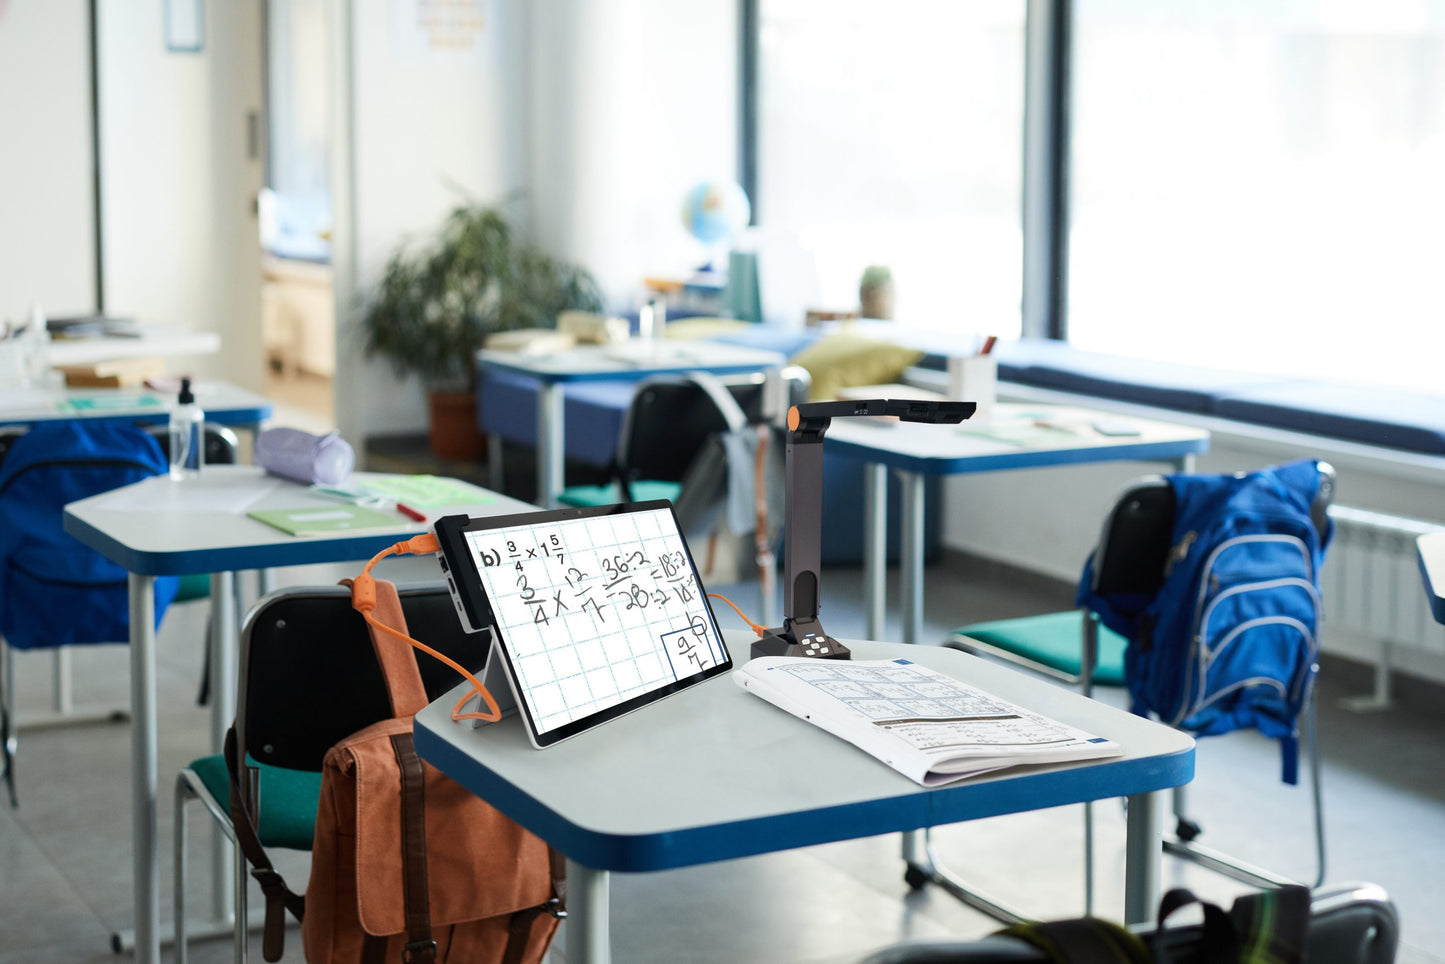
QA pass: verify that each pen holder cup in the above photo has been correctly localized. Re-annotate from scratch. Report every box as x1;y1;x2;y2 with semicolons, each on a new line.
948;354;997;419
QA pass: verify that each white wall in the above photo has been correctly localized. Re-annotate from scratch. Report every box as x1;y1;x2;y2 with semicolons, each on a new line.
333;0;530;445
97;0;265;391
0;0;96;322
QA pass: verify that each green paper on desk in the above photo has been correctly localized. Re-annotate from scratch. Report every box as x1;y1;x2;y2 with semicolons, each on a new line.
248;504;406;537
356;474;496;508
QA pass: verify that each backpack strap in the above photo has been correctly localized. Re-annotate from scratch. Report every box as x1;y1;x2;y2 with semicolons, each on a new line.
995;917;1151;963
500;847;569;964
389;730;437;964
341;577;429;718
224;726;306;963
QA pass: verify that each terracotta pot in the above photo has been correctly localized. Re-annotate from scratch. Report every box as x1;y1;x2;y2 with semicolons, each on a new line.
860;280;894;320
427;390;485;461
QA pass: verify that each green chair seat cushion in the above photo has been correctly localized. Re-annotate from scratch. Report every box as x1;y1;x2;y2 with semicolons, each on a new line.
188;753;322;851
174;573;211;603
954;610;1128;686
557;479;683;508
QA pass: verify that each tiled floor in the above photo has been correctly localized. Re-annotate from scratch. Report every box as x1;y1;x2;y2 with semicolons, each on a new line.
1;550;1441;962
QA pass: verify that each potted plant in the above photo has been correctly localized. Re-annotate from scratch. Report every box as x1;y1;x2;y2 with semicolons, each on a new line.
361;203;603;459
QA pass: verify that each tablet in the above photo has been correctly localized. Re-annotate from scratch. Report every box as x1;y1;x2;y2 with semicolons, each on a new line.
432;501;733;748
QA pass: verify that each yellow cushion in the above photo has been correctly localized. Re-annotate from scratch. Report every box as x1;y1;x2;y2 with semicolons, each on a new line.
788;333;925;401
663;318;754;340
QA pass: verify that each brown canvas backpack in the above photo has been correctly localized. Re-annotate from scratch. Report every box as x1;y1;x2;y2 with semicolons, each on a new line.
227;579;565;963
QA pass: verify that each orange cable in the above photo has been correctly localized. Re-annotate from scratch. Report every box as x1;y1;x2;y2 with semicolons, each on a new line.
353;535;502;723
707;592;768;637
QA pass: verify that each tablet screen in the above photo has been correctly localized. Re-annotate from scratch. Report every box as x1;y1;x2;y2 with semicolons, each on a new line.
434;502;732;746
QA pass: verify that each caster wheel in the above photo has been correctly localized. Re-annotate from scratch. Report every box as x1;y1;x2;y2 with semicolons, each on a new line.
1176;817;1203;842
904;864;931;890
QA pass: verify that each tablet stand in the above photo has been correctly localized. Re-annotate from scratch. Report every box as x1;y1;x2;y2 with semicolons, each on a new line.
466;626;521;727
751;399;974;661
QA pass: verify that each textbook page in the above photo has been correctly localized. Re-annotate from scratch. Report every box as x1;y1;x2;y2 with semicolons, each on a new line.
734;657;1121;787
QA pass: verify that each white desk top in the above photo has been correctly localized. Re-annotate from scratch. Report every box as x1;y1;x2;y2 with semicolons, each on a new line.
822;402;1210;475
476;341;785;383
414;633;1194;873
46;327;221;367
63;465;537;576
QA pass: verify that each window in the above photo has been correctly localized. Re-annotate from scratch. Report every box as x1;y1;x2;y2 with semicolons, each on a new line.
1069;1;1445;394
755;1;1026;334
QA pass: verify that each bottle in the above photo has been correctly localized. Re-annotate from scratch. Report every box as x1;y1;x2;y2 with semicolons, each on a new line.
168;377;205;480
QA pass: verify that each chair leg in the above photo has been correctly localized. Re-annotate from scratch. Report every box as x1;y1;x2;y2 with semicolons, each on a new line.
174;774;191;964
1307;688;1327;888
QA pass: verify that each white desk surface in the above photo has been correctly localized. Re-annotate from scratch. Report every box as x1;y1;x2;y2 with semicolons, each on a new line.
476;341;785;383
46;327;221;366
822;402;1210;475
1417;532;1445;625
415;633;1194;873
63;465;538;576
0;379;271;428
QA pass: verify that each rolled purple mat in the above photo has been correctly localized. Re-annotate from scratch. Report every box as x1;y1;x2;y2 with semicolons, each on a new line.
255;427;355;485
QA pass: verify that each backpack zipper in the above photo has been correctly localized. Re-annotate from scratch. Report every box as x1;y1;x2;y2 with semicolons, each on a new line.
1163;531;1196;578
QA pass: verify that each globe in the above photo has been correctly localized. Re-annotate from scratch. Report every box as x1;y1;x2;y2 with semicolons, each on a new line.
680;181;751;246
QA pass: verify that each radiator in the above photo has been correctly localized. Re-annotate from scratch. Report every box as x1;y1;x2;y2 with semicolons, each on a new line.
1322;504;1445;706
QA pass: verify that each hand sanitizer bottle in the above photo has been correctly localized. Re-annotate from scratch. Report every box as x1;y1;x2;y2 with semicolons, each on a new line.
168;377;205;479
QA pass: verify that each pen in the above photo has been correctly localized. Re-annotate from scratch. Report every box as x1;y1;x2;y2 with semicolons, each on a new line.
396;502;427;522
979;335;997;356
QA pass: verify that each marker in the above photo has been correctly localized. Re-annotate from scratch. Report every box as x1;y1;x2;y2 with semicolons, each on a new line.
396;502;427;522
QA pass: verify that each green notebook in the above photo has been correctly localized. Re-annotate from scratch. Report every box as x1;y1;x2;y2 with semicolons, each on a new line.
248;504;406;537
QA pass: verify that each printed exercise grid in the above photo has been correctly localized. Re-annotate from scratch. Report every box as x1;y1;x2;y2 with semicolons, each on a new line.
464;507;727;734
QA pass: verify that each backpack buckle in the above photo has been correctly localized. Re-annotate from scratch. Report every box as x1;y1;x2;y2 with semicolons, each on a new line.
545;897;568;919
403;939;438;962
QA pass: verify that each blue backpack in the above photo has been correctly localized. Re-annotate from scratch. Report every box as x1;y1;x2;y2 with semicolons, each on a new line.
0;420;180;650
1078;460;1333;785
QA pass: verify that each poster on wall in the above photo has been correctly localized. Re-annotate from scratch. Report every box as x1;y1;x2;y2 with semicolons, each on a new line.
393;0;489;66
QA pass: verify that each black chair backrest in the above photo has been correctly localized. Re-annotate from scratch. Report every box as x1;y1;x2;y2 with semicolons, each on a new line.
856;882;1398;964
617;369;807;487
239;583;489;772
1092;477;1176;596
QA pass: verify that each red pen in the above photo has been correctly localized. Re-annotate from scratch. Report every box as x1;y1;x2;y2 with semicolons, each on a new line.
396;502;426;522
979;335;997;355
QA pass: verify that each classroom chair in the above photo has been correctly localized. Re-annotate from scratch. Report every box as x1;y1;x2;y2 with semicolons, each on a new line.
943;466;1334;915
856;881;1398;964
173;581;491;963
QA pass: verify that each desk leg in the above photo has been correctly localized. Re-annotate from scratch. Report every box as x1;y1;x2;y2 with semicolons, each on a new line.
565;859;610;964
537;382;565;508
209;572;237;923
863;462;887;640
1124;790;1164;925
899;470;926;646
128;573;161;964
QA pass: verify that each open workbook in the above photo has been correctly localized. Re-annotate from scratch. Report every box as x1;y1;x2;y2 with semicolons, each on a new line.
734;657;1122;787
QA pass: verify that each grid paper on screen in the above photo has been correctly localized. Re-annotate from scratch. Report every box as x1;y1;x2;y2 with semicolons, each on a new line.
463;507;726;735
